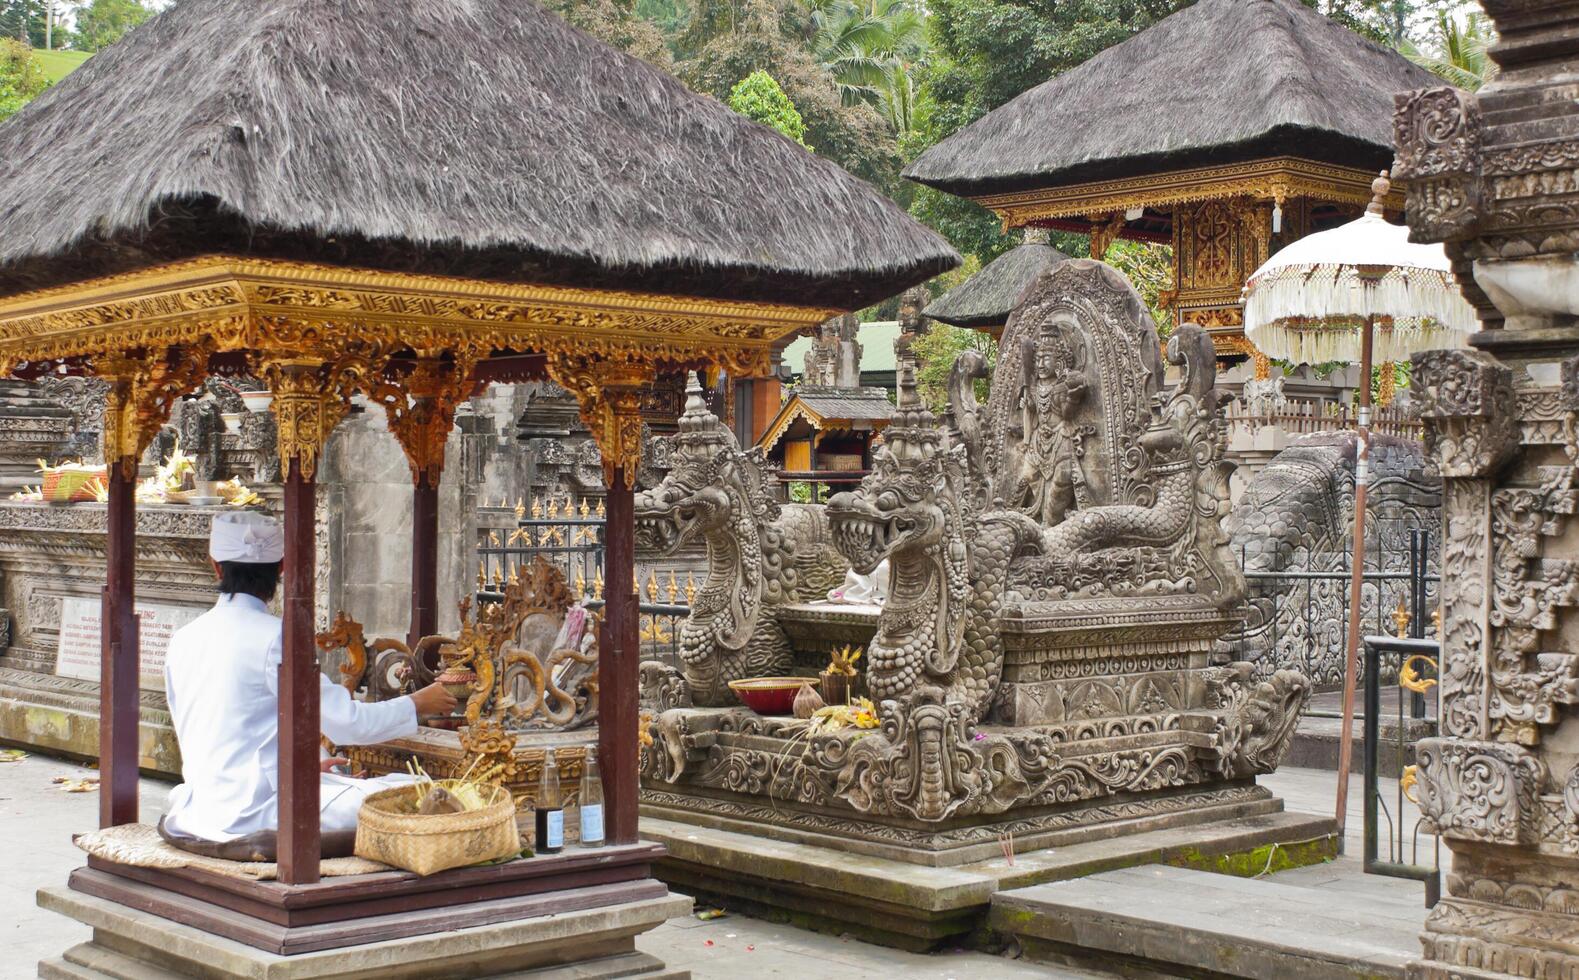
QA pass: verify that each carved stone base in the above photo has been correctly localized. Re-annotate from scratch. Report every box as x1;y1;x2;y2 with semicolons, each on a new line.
0;666;180;776
994;596;1238;727
642;778;1284;866
1411;842;1579;980
642;807;1336;951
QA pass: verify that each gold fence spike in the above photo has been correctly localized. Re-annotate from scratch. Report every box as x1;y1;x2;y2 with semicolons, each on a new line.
477;561;486;589
531;499;543;519
514;497;525;519
579;498;590;518
593;572;604;599
645;570;659;602
596;499;606;518
575;571;587;597
667;570;680;603
684;572;696;604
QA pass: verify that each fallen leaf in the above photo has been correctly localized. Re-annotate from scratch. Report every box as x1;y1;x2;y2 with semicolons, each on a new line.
0;749;26;763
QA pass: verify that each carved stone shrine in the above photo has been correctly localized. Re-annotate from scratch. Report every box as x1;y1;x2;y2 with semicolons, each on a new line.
640;261;1317;897
1392;4;1579;976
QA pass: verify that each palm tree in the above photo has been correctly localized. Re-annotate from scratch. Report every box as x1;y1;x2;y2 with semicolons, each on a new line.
808;0;926;134
1400;9;1497;91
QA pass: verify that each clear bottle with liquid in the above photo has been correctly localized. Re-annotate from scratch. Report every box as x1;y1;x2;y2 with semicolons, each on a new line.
534;749;564;854
579;748;605;847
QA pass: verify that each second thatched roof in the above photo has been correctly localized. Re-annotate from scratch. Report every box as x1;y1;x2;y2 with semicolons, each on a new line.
905;0;1441;199
925;242;1070;330
0;0;957;307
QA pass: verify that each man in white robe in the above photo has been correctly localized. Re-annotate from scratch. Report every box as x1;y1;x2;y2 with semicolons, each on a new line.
161;512;455;859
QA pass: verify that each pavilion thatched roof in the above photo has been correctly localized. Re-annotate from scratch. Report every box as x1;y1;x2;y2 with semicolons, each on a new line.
0;0;956;308
905;0;1441;199
925;242;1069;330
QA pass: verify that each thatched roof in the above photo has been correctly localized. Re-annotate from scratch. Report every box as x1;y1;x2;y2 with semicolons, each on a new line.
925;242;1070;329
905;0;1441;198
0;0;957;308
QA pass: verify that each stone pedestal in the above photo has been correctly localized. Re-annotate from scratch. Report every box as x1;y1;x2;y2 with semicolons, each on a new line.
0;379;75;494
38;884;691;979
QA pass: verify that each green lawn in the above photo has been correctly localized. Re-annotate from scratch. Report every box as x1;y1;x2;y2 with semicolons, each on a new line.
31;48;91;84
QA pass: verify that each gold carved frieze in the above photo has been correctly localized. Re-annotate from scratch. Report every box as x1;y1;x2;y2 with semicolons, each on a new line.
0;256;835;378
976;157;1403;229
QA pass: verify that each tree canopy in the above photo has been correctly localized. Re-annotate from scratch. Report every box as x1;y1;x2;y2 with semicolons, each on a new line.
0;37;46;121
729;69;810;146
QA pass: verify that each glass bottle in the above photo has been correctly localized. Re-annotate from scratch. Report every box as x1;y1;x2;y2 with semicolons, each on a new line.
534;749;564;854
579;748;605;847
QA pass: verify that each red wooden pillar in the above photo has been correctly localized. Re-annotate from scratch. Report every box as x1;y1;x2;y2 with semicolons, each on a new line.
99;459;139;828
409;472;439;648
277;460;322;884
600;465;640;845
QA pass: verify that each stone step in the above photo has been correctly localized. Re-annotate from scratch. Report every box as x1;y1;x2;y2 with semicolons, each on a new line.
991;864;1424;979
1286;713;1430;777
643;808;1337;952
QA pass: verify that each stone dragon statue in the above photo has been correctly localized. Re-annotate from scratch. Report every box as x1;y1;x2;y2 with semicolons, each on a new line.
635;375;846;706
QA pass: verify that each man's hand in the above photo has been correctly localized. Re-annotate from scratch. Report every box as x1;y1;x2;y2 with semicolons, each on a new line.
320;756;349;774
410;681;458;718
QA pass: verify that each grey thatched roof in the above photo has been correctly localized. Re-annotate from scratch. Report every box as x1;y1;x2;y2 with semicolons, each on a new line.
906;0;1442;198
790;385;895;422
925;242;1070;329
0;0;957;307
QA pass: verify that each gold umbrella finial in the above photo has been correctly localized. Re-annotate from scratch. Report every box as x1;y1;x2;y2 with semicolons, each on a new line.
1367;171;1391;216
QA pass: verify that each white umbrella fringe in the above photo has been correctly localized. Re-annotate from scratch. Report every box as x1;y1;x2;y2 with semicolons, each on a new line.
1244;264;1476;364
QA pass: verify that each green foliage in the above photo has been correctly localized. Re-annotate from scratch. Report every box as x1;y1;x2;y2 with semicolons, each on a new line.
541;0;673;65
728;69;809;146
1399;8;1497;91
1106;239;1176;337
809;0;926;135
912;323;997;414
0;1;49;49
30;46;87;82
71;0;151;53
0;37;47;121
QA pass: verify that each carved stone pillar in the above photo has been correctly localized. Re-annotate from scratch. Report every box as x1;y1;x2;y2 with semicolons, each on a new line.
1395;7;1579;973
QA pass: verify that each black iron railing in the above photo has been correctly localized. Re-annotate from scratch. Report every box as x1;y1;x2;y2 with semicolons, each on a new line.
1362;633;1441;908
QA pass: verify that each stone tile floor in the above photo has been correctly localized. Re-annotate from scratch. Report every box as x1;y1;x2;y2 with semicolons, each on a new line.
0;752;1434;979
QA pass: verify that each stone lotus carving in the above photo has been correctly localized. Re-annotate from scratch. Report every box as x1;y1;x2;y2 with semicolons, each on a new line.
633;375;845;706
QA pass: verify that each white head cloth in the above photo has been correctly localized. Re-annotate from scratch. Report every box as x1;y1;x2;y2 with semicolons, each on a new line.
209;512;284;564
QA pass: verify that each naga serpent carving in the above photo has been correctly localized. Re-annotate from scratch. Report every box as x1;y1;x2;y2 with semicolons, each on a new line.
826;381;1037;721
643;260;1309;829
635;375;846;706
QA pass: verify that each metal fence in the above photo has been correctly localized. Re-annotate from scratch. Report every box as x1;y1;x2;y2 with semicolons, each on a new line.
1363;634;1441;907
1226;524;1440;689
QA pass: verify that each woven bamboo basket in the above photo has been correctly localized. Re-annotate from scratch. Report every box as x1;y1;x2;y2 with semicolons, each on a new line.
354;782;521;876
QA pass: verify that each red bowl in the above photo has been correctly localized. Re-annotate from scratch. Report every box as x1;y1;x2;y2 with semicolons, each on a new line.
728;677;809;715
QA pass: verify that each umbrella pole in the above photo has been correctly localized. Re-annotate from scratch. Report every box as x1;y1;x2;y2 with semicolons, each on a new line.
1334;314;1374;845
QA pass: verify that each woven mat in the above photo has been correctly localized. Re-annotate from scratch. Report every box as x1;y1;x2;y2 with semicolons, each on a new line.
73;823;390;880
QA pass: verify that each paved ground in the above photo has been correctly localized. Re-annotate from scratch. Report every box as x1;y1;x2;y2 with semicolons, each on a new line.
0;752;1433;979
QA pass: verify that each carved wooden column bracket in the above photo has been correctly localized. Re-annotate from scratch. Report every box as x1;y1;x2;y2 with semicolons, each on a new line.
375;355;479;487
544;354;654;489
265;359;352;482
97;348;210;476
1087;211;1126;261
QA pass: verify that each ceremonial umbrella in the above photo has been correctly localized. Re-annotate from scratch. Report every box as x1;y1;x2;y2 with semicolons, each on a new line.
1242;172;1477;835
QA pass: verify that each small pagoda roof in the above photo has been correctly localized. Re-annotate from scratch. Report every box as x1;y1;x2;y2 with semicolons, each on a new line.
758;385;894;453
905;0;1440;202
925;242;1070;331
0;0;956;308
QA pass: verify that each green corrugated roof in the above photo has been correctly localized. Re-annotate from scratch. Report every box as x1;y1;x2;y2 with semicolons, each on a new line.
781;320;900;378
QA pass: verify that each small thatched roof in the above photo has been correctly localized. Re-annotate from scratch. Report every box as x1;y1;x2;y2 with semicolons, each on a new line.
0;0;956;307
905;0;1441;198
925;242;1070;330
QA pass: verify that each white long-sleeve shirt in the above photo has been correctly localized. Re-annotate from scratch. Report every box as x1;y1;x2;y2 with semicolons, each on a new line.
163;593;417;842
